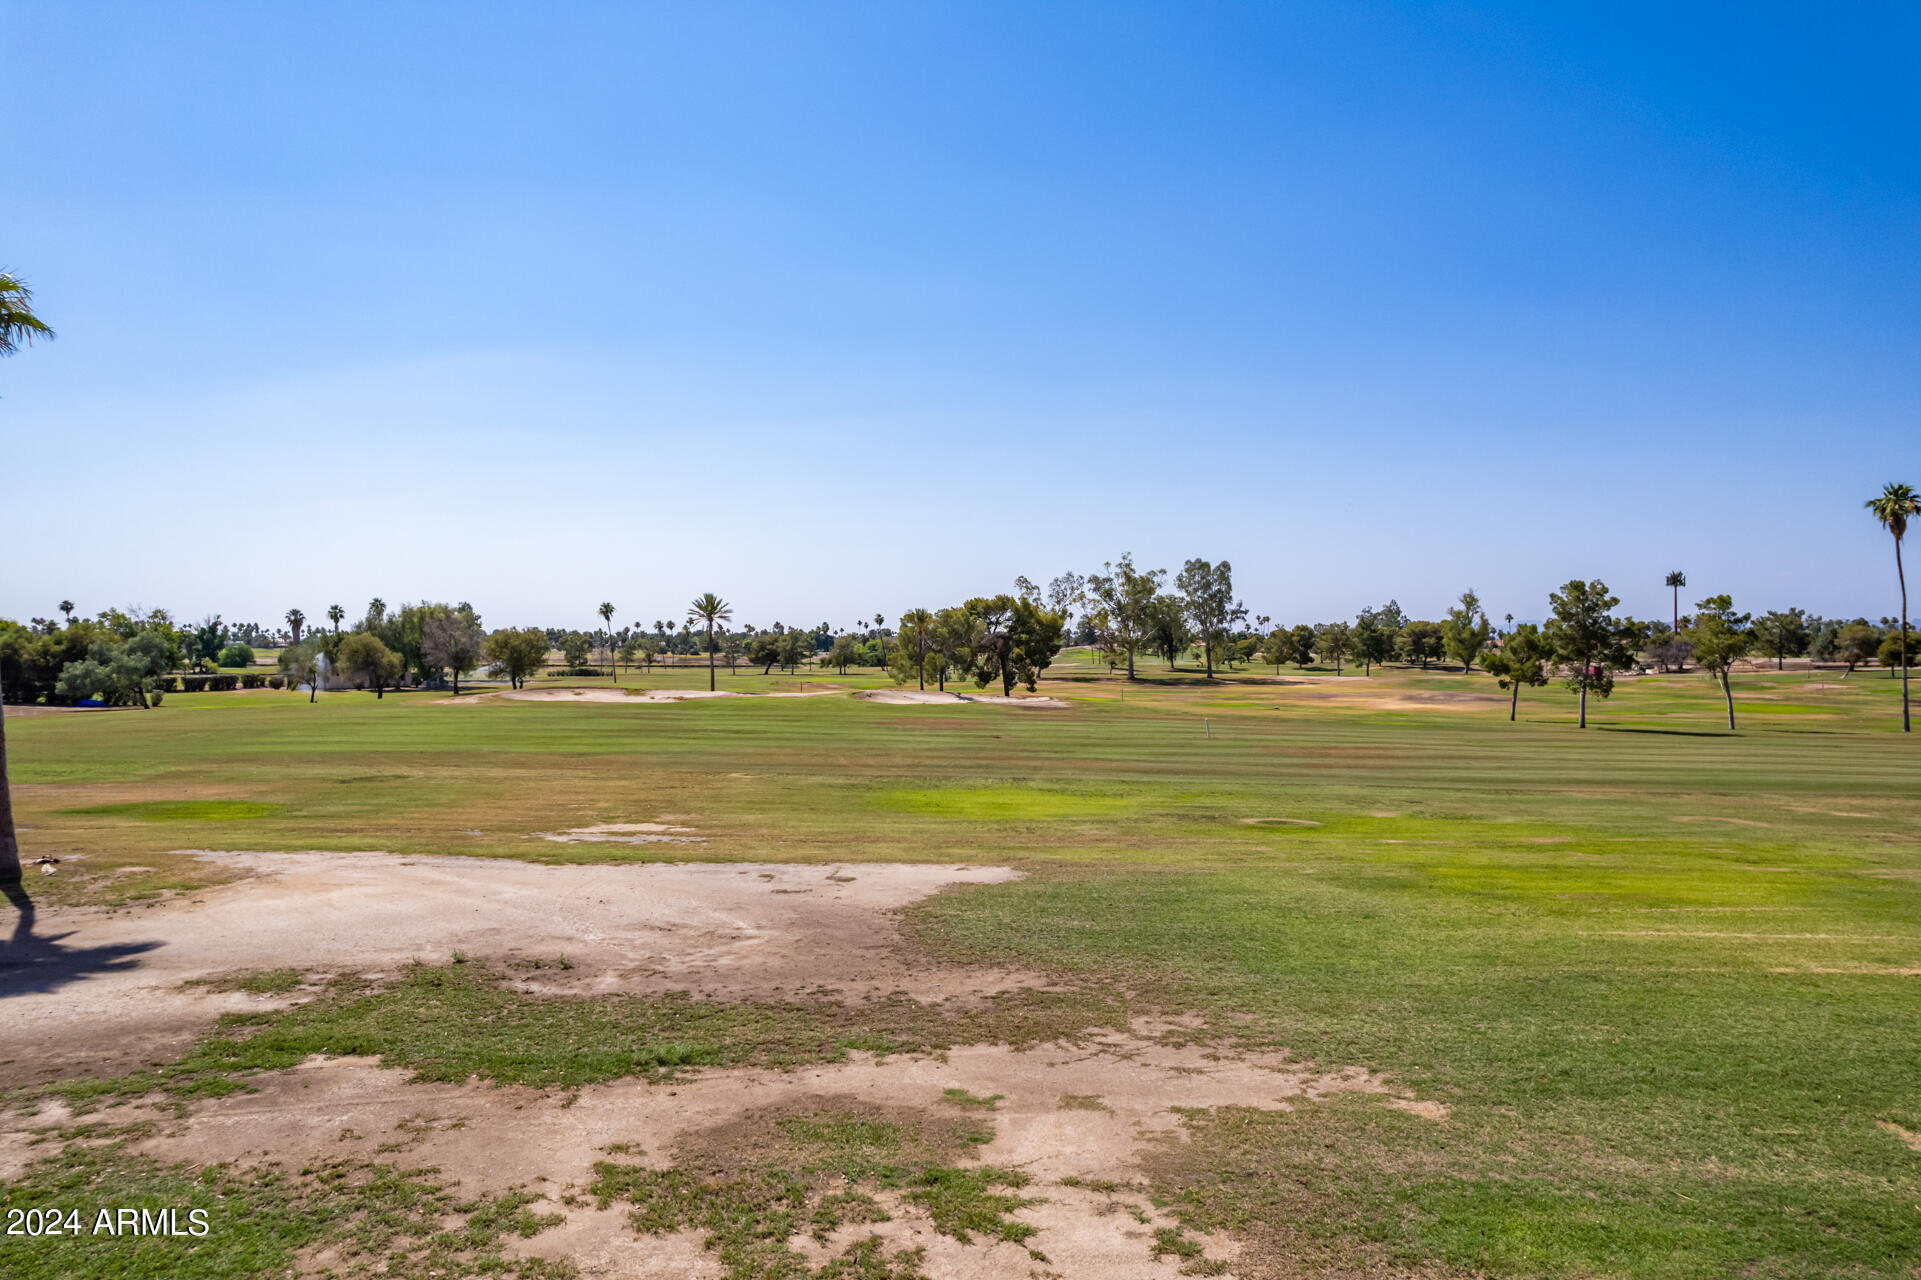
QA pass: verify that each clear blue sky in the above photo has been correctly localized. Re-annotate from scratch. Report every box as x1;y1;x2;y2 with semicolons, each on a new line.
6;2;1917;633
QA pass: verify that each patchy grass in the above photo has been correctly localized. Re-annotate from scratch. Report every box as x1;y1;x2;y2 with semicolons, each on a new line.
938;1087;1001;1111
184;967;304;995
58;800;278;823
591;1098;1026;1280
22;962;1127;1113
8;662;1921;1276
0;1138;567;1280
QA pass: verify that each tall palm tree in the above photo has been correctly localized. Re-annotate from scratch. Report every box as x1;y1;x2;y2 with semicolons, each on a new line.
1867;482;1918;733
687;593;733;691
873;611;887;669
285;608;306;647
1;272;53;886
598;602;616;683
899;608;935;690
1665;571;1687;671
327;604;345;634
58;600;74;624
0;272;54;356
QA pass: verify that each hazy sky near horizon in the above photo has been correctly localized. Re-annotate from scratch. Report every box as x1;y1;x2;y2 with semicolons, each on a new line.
6;2;1918;632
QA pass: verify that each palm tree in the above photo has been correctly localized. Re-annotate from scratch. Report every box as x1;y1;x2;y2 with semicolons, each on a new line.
1;272;53;886
285;608;306;647
327;604;345;634
1664;571;1687;671
0;272;54;356
598;602;616;682
1867;482;1919;733
687;593;734;691
873;611;887;669
58;600;74;624
899;608;935;689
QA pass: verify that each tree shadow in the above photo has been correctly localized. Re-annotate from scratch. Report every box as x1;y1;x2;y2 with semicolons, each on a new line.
0;880;162;998
1590;725;1735;738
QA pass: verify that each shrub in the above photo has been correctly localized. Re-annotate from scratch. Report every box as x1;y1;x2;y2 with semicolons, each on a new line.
181;674;210;693
267;675;285;690
240;673;265;689
147;688;165;707
216;643;256;669
209;674;239;691
150;676;179;694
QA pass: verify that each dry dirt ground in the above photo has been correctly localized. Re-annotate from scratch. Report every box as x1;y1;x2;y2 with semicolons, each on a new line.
856;690;1070;708
1;852;1443;1278
447;686;845;704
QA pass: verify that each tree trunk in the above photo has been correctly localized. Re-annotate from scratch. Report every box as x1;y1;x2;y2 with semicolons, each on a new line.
1509;683;1519;722
0;670;20;886
1899;539;1911;733
1204;638;1214;679
1721;668;1735;730
708;625;716;691
1126;646;1136;680
1578;679;1588;728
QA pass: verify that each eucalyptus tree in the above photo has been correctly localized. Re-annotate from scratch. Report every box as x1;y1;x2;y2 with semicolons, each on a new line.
1086;554;1163;680
1047;572;1086;633
1545;579;1634;728
1865;482;1917;731
1687;595;1752;730
1483;623;1551;721
687;593;734;691
1146;594;1193;669
1352;608;1393;675
1175;558;1244;679
423;607;485;696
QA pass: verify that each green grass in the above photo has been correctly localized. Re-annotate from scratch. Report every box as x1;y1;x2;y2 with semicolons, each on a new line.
0;1140;568;1280
27;962;1125;1112
6;661;1919;1277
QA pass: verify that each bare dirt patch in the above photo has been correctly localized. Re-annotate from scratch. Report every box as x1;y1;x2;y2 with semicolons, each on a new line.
0;853;1030;1079
121;1022;1433;1279
442;686;843;705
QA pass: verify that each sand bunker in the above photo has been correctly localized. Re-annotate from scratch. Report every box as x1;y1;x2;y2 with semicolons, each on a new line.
444;686;842;705
0;853;1031;1078
858;690;1069;709
535;823;707;845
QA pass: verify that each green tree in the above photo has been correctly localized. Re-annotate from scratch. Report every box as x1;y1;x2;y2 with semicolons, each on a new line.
1395;620;1444;669
337;632;402;699
965;595;1065;696
482;627;548;688
1146;594;1193;670
327;604;345;634
559;631;593;669
827;633;857;674
215;643;256;669
1544;579;1634;728
284;608;306;647
1286;624;1316;669
1441;589;1491;673
1878;632;1917;674
279;641;321;701
423;606;484;695
1835;621;1882;674
1865;482;1917;731
1687;594;1752;730
0;271;54;356
1483;623;1551;721
1352;609;1393;675
687;593;733;691
1174;558;1244;679
1086;554;1163;680
892;609;936;689
598;602;617;683
1750;608;1810;670
1258;628;1291;674
1316;621;1352;675
1664;571;1688;671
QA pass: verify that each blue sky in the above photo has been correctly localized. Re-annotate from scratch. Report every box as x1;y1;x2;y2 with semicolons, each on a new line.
6;2;1917;633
